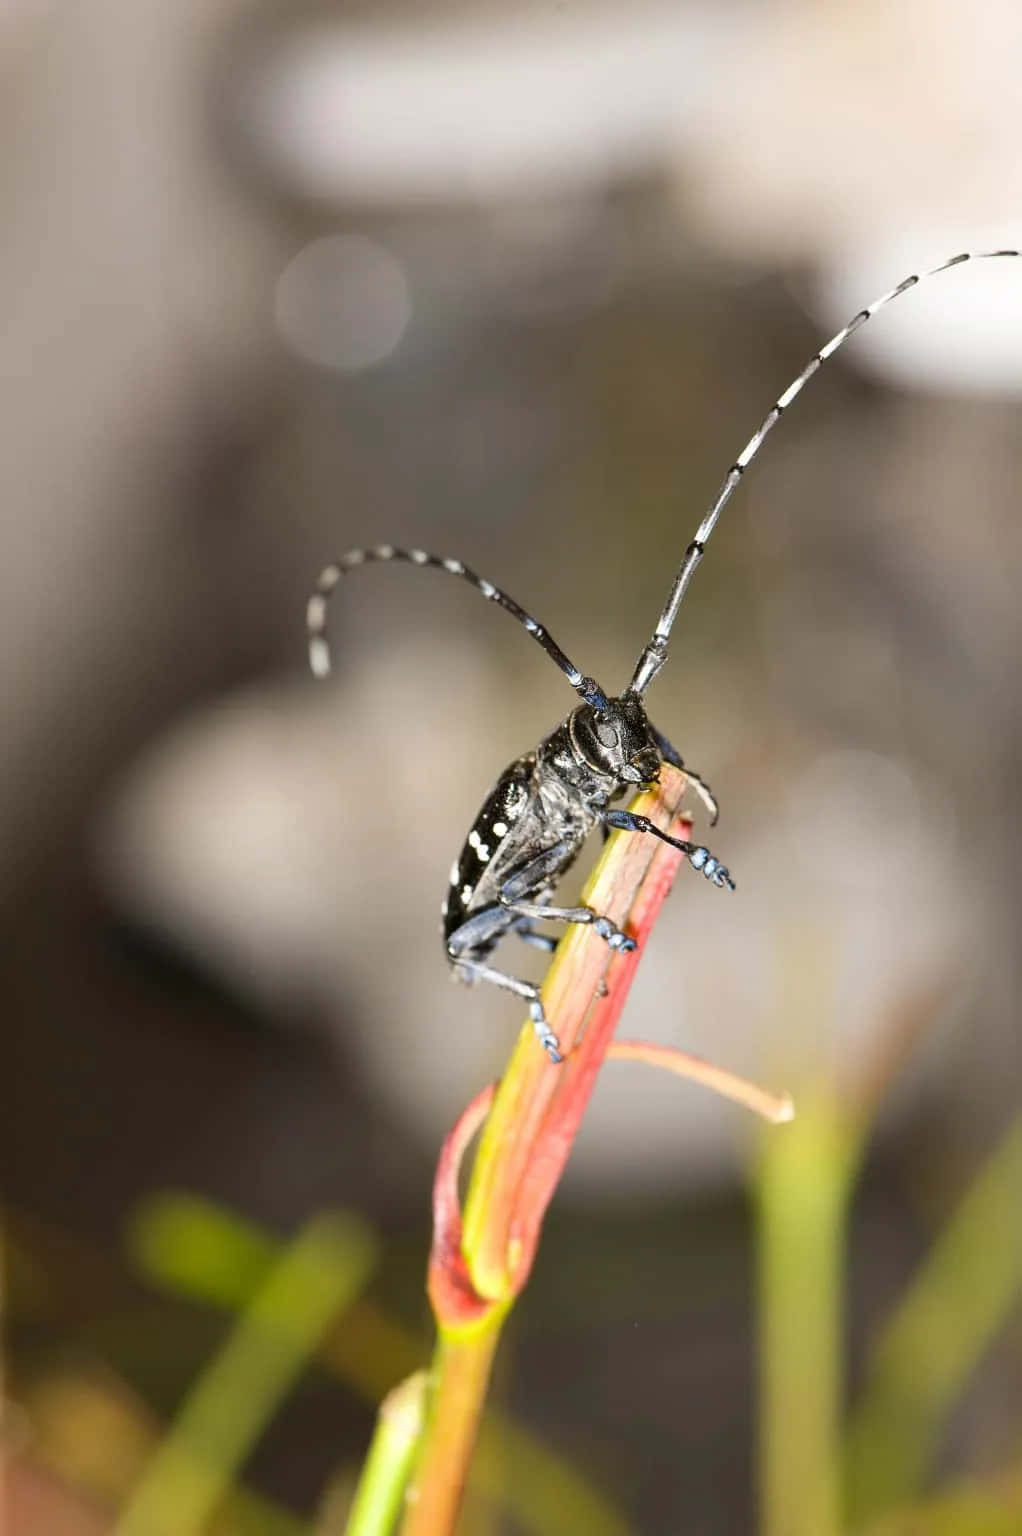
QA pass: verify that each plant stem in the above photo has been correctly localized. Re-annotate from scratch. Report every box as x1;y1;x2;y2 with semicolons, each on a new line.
403;770;693;1534
757;1091;857;1536
844;1115;1022;1527
407;765;789;1535
400;1317;506;1536
346;1373;427;1536
115;1214;375;1536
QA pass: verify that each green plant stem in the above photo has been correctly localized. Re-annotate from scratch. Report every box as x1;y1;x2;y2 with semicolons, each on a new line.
346;1372;427;1536
853;1464;1022;1536
128;1194;632;1535
757;1091;858;1536
844;1115;1022;1526
115;1213;374;1536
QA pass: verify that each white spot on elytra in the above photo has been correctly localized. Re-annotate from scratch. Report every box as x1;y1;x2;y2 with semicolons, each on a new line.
449;861;459;885
443;558;464;574
477;844;490;861
493;821;508;837
479;580;496;598
468;829;481;850
410;549;428;564
461;883;473;902
374;543;394;559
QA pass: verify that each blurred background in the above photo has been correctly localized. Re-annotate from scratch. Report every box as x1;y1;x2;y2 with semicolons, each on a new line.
5;1;1022;1532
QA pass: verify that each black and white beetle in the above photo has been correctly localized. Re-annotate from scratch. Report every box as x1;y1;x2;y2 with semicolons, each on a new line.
307;249;1020;1063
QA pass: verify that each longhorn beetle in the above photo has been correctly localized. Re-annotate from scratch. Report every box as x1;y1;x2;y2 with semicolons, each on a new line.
307;248;1020;1063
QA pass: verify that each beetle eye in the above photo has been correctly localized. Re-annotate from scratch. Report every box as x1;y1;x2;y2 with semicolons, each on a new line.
595;722;619;748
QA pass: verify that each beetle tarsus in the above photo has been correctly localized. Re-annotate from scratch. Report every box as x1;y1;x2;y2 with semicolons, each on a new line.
529;1000;563;1063
603;810;735;891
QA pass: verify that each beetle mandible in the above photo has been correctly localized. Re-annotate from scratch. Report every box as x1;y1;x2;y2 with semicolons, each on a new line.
307;248;1020;1063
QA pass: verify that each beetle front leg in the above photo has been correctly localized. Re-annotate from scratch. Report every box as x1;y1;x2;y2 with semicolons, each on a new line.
602;809;735;890
650;724;720;826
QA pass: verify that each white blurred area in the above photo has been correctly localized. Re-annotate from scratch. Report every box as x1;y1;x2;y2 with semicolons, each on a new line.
6;0;1022;1189
235;0;1022;390
234;4;725;203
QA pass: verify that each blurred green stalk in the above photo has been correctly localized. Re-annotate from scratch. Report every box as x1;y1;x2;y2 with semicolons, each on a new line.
855;1466;1022;1536
130;1194;632;1536
844;1115;1022;1526
756;1089;858;1536
345;1373;427;1536
115;1212;375;1536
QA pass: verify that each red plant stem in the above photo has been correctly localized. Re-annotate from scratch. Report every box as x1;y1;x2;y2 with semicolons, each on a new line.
427;1082;497;1328
607;1040;794;1124
405;1080;506;1536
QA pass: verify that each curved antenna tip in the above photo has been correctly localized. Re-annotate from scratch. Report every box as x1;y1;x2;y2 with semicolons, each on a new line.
309;637;332;679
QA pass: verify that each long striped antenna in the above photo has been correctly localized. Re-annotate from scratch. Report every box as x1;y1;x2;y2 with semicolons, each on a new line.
308;545;610;710
629;247;1022;696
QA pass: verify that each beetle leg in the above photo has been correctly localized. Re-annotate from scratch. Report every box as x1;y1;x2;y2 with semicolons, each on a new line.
602;809;735;890
449;955;562;1063
514;922;558;954
501;896;636;954
499;840;639;947
681;767;720;827
649;724;720;826
446;903;515;956
510;904;559;954
507;890;558;952
497;840;579;905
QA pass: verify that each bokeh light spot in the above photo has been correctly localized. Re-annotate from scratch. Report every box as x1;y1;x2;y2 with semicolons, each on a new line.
274;233;411;372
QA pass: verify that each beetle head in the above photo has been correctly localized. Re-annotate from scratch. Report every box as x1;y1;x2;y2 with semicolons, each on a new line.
569;693;660;787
